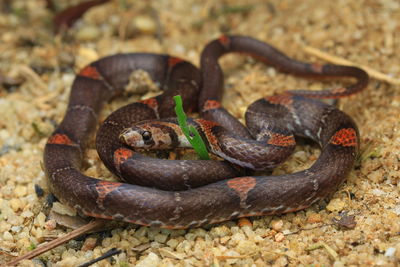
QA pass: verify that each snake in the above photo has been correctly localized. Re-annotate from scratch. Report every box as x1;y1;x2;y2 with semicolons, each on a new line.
44;35;368;229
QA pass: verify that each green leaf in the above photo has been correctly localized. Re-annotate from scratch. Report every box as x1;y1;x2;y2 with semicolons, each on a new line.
28;242;37;250
173;95;210;160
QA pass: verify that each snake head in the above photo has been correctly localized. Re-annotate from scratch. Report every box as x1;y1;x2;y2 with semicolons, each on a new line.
119;124;156;149
119;120;184;150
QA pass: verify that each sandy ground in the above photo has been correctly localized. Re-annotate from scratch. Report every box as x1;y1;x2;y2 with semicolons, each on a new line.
0;0;399;266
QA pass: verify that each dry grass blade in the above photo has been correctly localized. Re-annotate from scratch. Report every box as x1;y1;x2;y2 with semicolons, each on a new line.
5;219;106;266
303;45;400;85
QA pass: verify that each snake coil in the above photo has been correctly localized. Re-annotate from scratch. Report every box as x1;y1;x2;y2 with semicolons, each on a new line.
44;35;368;229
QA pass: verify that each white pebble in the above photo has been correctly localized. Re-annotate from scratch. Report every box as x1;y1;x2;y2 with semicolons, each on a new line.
136;252;160;267
131;16;157;34
10;226;22;233
76;26;101;41
3;231;14;241
14;185;27;197
384;247;396;257
21;210;34;218
34;212;46;226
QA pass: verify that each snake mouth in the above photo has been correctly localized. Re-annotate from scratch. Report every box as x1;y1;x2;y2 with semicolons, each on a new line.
119;128;145;148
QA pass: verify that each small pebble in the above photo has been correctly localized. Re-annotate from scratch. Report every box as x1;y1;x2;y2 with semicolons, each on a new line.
274;232;285;242
34;212;46;227
225;250;241;264
17;238;31;249
236;239;260;254
20;210;34;218
167;238;179;249
136;252;160;267
33;227;43;239
384;247;396;257
231;232;246;243
160;228;172;235
10;225;22;233
176;240;192;253
253;235;264;242
101;237;111;248
58;256;78;266
267;67;277;77
184;233;196;241
7;214;23;226
159;247;185;260
326;198;346;212
2;185;14;198
132;243;151;252
154;233;168;243
128;237;141;247
76;26;101;41
307;213;322;223
169;229;186;237
44;219;56;231
220;236;231;244
190;228;207;238
147;228;160;241
210;225;231;238
134;226;148;238
110;232;121;243
270;220;284;231
333;260;345;267
274;256;288;266
119;240;131;250
81;237;97;251
293;151;308;162
9;198;23;212
14;185;28;197
368;169;385;183
131;16;157;34
238;218;253;227
243;227;256;239
3;231;14;241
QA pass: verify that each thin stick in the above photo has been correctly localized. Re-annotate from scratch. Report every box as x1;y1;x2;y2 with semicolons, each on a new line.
6;219;106;266
77;248;122;267
303;45;400;85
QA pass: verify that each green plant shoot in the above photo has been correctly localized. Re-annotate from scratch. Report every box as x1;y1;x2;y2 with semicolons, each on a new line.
173;95;210;160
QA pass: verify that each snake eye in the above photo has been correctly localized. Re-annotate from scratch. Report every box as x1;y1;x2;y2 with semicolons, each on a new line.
142;131;152;142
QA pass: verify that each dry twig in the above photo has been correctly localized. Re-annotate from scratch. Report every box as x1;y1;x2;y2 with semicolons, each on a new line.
303;45;400;85
6;219;106;266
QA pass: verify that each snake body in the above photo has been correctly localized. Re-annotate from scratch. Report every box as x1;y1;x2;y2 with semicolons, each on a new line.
44;35;368;229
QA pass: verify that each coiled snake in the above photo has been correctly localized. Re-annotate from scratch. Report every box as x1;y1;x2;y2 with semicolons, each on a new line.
44;35;368;229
